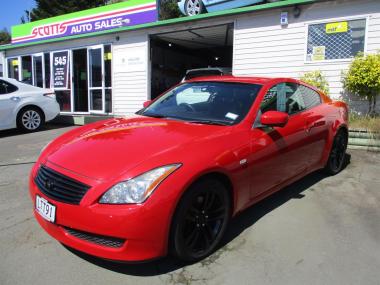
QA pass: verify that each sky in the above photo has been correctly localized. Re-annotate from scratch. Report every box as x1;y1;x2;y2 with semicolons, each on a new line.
1;0;35;32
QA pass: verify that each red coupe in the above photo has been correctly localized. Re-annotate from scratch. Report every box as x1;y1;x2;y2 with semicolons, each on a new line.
29;76;348;262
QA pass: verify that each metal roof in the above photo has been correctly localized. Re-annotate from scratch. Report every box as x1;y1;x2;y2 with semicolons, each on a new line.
0;0;317;51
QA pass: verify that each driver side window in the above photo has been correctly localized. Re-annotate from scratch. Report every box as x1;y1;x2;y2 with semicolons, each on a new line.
260;83;306;115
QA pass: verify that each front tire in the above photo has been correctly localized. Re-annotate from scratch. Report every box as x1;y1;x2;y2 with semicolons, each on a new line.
184;0;205;16
171;178;230;262
324;129;348;175
17;107;44;132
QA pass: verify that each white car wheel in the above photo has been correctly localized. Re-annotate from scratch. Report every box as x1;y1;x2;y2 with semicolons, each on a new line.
18;108;44;132
185;0;203;16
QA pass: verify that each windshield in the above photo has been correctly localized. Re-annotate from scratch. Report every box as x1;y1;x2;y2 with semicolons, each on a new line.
138;82;262;125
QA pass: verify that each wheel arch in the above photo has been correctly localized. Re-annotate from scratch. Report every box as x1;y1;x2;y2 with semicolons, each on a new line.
16;104;46;122
167;170;235;254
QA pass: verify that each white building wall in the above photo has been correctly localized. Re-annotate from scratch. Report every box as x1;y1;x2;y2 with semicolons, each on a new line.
233;0;380;113
112;33;149;115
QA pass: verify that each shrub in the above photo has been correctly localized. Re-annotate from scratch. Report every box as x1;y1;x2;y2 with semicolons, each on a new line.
300;70;330;95
342;52;380;115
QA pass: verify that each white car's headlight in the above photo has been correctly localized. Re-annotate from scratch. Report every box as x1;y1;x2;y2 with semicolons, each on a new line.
99;164;181;204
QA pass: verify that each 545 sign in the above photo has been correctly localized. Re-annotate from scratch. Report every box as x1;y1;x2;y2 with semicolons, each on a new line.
53;51;70;89
54;55;67;66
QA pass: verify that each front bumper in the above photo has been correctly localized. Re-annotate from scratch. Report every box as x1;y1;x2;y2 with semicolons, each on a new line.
29;163;175;262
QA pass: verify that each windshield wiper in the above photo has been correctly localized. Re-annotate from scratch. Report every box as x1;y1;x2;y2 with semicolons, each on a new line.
187;120;232;126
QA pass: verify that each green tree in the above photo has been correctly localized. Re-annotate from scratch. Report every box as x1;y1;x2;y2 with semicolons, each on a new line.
342;52;380;115
0;28;11;45
159;0;182;20
23;0;108;22
300;70;330;95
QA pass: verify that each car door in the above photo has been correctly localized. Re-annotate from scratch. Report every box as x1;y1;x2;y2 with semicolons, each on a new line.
298;85;329;168
0;80;20;129
248;82;310;199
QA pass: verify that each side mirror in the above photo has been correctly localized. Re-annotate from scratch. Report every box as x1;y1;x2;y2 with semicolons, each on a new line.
260;111;289;128
143;100;152;108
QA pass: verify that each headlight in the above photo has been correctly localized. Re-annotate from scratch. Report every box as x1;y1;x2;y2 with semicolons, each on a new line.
99;164;181;204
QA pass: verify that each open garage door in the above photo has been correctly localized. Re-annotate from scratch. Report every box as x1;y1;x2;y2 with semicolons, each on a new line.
150;23;233;99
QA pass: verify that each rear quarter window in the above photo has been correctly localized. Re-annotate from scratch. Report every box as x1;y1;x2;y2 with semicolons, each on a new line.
0;80;18;95
300;85;321;109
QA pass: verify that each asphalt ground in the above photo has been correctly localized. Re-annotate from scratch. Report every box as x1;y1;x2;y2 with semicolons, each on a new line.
0;125;379;285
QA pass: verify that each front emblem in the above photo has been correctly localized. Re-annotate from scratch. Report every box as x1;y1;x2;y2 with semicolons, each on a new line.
44;179;54;190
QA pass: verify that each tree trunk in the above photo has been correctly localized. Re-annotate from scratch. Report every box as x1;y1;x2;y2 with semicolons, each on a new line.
374;95;377;114
368;97;373;115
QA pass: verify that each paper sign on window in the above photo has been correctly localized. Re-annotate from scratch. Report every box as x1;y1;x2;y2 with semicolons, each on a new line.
52;51;70;89
312;46;326;61
326;22;348;34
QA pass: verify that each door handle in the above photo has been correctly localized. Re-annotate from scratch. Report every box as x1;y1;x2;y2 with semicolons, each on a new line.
10;96;21;101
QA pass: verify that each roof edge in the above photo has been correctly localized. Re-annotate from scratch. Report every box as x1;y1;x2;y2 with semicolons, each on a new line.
0;0;317;51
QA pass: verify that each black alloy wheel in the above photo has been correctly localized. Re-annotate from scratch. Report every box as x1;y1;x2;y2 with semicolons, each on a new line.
325;130;348;175
171;179;230;262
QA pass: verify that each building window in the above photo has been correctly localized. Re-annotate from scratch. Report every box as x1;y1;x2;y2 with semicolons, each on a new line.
306;18;366;61
7;58;20;80
44;53;51;89
21;55;32;84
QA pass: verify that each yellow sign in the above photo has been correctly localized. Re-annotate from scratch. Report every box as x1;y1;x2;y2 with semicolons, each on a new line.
12;59;19;66
312;46;326;61
326;22;348;34
105;52;112;60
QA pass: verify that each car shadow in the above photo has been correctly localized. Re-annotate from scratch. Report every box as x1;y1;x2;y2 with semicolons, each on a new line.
63;154;351;276
0;123;73;139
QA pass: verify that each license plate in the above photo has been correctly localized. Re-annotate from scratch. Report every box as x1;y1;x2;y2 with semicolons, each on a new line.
36;195;56;223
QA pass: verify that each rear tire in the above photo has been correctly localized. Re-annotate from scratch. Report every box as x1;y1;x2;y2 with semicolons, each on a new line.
324;129;348;175
17;107;45;132
171;179;230;262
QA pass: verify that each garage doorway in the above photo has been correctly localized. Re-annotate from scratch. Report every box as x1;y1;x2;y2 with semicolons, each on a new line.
150;23;234;99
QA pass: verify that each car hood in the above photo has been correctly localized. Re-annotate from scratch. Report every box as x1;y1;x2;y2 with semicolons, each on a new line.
45;116;231;181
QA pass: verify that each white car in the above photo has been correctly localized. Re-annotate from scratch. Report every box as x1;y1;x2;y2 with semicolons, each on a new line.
0;78;60;132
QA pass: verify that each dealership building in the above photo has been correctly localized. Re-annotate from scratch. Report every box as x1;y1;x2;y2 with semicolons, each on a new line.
0;0;379;120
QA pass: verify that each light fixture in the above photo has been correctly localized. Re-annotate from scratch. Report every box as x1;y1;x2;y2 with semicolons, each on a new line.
215;57;219;61
168;43;172;47
293;5;301;18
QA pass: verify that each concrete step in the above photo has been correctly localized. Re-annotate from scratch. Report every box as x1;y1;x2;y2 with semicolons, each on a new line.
52;114;115;126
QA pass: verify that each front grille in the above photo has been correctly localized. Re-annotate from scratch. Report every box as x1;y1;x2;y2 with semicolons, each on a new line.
35;165;90;205
64;227;125;248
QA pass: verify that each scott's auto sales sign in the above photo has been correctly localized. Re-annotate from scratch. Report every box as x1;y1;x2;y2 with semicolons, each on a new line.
11;0;157;45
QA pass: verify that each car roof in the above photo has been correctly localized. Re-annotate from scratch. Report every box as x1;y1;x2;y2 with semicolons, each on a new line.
0;77;21;85
0;77;48;91
186;67;232;74
186;75;290;85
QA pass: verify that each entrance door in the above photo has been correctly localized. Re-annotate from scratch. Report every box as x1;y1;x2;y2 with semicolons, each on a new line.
88;45;105;113
72;49;88;112
33;54;44;88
